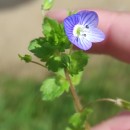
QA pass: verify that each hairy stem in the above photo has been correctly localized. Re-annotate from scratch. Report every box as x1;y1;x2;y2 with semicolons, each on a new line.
31;61;47;68
96;98;116;103
64;69;83;112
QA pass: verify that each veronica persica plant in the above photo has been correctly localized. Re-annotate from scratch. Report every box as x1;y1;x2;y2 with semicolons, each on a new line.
19;1;130;129
64;11;105;50
19;9;105;130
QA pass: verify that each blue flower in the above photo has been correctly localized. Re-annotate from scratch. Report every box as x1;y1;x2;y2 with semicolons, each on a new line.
64;11;105;50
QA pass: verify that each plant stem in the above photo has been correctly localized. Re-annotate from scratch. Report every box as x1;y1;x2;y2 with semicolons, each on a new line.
69;44;73;54
64;69;83;112
31;61;47;69
96;98;116;103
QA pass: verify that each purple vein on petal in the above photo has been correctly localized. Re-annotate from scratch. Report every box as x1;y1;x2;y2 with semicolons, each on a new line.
63;10;105;50
86;28;105;42
78;11;98;27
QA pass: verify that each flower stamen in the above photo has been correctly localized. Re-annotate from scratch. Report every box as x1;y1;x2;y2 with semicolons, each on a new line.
85;25;89;29
73;24;82;37
73;24;88;38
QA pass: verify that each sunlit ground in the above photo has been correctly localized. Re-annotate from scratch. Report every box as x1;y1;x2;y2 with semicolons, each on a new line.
0;57;130;130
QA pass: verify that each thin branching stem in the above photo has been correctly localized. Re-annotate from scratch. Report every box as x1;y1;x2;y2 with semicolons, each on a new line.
86;98;116;107
64;69;83;112
96;98;116;103
31;61;47;69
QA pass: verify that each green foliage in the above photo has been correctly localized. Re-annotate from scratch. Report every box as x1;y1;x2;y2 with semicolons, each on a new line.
43;17;59;38
13;0;130;130
1;61;130;130
42;0;54;10
19;6;90;130
71;72;83;86
27;16;89;76
28;16;88;76
42;17;70;51
56;69;83;86
27;16;89;107
46;56;63;72
66;127;73;130
40;67;84;101
28;17;71;71
40;77;69;101
69;113;81;128
68;108;93;130
68;51;88;75
46;54;70;72
28;37;55;61
60;54;71;68
18;54;32;63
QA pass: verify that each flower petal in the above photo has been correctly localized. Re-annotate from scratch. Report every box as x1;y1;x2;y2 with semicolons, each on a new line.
74;37;92;50
64;14;79;44
85;28;105;43
64;14;79;35
78;11;98;27
63;10;105;51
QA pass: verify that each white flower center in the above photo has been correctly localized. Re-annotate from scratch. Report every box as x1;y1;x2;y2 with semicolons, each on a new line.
73;24;89;38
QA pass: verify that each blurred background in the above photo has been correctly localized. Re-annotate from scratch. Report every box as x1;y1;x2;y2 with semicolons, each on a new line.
0;0;130;130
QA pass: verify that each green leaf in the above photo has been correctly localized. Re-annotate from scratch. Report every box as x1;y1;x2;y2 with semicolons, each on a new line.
18;54;32;63
68;51;88;75
28;38;42;51
46;54;70;72
65;127;72;130
46;56;62;72
56;69;83;86
42;17;59;38
80;108;93;121
42;17;71;51
40;77;69;101
55;75;69;92
71;72;83;86
68;108;93;130
28;37;55;61
42;0;54;10
69;113;82;128
60;54;70;69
